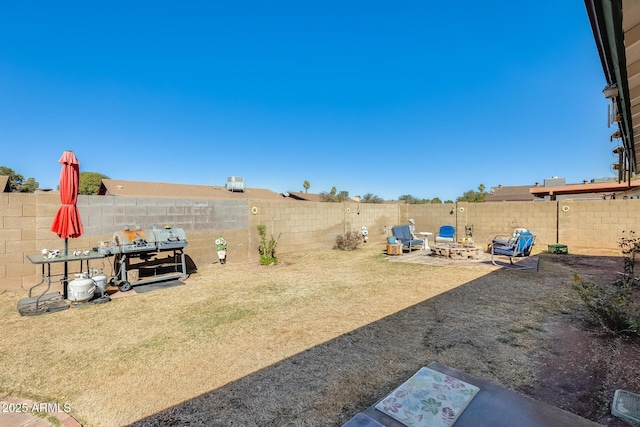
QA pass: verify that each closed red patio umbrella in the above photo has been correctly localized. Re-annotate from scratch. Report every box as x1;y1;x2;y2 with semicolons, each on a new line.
51;150;83;299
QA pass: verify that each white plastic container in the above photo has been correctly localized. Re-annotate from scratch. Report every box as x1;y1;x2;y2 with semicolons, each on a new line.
68;273;95;302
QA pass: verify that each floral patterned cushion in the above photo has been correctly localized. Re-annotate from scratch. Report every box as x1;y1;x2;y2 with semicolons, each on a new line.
375;367;480;427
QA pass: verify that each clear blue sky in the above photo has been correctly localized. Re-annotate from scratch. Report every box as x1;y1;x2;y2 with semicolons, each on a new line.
0;1;613;201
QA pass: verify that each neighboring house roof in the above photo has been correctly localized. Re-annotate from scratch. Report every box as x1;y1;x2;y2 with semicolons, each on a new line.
287;192;325;202
287;191;361;202
530;180;640;200
485;185;536;202
486;180;640;201
98;179;290;200
0;176;9;192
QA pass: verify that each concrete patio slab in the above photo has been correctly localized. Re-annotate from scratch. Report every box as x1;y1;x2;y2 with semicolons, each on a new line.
0;394;81;427
387;248;539;271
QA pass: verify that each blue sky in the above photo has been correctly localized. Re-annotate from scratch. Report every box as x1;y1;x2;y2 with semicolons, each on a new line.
0;1;613;201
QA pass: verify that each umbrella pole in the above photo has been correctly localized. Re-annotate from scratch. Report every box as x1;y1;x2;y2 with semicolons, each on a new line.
63;238;68;300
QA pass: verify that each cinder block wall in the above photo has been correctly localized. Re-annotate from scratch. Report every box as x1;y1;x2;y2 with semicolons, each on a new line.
246;200;401;258
557;199;640;249
3;194;640;293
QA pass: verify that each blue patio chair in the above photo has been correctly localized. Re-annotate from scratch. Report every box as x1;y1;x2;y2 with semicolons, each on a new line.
391;225;423;252
491;231;535;268
492;228;528;247
435;225;456;244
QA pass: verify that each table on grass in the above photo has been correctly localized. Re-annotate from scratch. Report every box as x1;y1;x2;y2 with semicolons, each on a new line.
19;252;107;315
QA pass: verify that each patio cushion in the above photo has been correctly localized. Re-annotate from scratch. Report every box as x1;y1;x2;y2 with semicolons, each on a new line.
375;366;479;427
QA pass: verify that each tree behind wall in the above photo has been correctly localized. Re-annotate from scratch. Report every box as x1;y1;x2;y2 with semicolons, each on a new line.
79;172;110;195
361;193;383;203
456;184;488;203
0;166;39;192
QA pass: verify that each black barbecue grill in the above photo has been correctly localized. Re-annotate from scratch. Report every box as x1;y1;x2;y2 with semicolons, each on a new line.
100;226;188;291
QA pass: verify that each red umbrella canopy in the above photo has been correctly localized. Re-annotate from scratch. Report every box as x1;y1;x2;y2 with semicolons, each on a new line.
51;151;84;239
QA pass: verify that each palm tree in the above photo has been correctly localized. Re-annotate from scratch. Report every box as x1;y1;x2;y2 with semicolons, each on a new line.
303;180;310;193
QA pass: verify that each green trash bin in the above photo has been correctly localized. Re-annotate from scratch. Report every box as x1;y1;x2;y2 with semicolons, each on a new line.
548;244;568;254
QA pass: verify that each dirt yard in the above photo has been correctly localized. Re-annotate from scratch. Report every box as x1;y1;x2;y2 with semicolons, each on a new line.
1;245;639;426
522;252;640;427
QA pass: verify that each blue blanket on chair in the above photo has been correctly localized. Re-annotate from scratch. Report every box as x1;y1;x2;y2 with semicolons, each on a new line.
392;225;423;250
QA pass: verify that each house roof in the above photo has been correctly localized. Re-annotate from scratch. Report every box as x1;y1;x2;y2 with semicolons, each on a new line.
98;179;290;200
287;192;325;202
530;180;640;199
485;185;536;202
286;191;362;202
0;176;9;192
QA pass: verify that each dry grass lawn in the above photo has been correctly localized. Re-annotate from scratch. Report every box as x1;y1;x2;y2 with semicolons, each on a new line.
0;244;636;426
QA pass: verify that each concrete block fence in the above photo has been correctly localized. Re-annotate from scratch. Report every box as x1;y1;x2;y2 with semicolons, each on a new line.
2;192;639;292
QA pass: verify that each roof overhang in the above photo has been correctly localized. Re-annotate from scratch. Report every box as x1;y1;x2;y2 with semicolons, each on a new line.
530;180;640;197
585;0;640;174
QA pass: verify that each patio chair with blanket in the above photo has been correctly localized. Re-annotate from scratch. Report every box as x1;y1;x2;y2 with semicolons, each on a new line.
435;225;456;244
391;225;423;252
491;231;535;268
492;228;529;247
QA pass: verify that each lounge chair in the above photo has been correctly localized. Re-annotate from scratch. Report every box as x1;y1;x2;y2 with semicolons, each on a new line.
491;231;535;268
391;225;423;252
492;228;528;246
435;225;456;244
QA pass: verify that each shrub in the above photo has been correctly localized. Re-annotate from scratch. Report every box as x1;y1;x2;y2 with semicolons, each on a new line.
258;225;280;265
572;231;640;336
334;230;363;251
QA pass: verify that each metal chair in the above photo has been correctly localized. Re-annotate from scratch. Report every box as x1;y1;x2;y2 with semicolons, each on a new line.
491;231;535;268
435;225;456;244
492;228;528;247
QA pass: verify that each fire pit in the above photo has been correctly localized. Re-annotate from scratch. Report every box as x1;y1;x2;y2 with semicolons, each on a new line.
431;243;482;260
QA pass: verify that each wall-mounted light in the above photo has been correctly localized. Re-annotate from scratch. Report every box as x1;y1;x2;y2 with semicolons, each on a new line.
603;84;619;99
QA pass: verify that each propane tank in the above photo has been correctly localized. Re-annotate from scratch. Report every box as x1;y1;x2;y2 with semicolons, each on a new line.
90;268;108;294
68;273;95;302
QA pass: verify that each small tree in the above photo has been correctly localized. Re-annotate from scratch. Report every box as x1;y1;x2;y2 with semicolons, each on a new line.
257;225;281;265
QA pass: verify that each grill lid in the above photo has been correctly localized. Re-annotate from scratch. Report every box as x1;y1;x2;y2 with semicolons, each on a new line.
113;229;157;253
152;228;188;250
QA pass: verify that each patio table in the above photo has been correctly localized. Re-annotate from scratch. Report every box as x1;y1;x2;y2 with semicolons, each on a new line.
358;362;603;427
418;231;432;251
19;252;107;315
